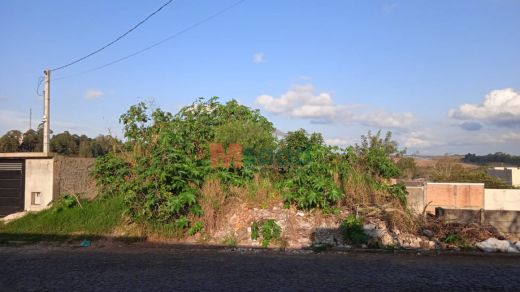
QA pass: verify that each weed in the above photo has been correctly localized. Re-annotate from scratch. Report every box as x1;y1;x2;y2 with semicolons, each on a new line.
443;233;472;249
187;221;204;236
223;233;238;247
340;215;369;245
53;194;79;212
283;145;344;209
251;221;259;240
387;183;408;208
250;219;282;248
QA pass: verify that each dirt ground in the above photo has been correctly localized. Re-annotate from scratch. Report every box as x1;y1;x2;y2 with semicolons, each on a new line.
1;243;519;291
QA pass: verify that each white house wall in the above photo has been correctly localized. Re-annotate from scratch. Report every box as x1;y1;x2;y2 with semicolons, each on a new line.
484;189;520;211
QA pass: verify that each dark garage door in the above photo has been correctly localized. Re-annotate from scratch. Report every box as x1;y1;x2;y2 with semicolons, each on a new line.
0;159;24;217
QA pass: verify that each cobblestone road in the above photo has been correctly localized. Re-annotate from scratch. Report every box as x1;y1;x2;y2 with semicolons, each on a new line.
1;245;519;291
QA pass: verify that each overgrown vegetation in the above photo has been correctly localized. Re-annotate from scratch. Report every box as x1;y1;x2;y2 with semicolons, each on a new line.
88;97;415;239
340;215;369;245
251;219;282;247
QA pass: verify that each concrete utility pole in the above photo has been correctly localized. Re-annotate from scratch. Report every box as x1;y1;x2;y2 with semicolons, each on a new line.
43;69;51;155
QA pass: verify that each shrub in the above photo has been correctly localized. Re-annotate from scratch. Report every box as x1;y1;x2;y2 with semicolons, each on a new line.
223;233;238;247
341;215;369;245
283;145;343;209
387;183;408;208
93;98;277;236
251;219;282;248
53;194;78;212
443;233;471;248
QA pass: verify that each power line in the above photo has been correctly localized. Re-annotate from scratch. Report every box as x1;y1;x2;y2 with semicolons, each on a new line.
51;0;175;72
54;0;246;81
36;76;44;96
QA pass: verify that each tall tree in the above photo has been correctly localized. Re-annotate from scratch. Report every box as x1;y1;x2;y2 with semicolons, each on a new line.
0;130;22;152
20;129;42;152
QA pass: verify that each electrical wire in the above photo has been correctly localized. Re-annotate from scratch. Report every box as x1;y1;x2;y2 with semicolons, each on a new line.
36;76;44;96
50;0;175;72
54;0;246;81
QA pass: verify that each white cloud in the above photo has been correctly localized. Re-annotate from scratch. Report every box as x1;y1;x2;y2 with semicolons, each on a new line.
347;111;414;128
402;132;434;149
500;132;520;142
253;52;266;64
449;88;520;127
325;138;349;147
256;84;413;129
84;89;104;100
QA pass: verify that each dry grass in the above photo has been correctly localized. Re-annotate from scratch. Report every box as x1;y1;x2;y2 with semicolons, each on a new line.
421;215;503;245
341;169;420;233
198;179;227;234
238;177;282;208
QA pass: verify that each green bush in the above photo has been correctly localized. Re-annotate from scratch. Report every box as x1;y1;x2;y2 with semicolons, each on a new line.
93;98;275;236
250;219;282;248
387;183;408;207
283;145;343;209
443;233;472;248
341;215;369;245
53;194;78;212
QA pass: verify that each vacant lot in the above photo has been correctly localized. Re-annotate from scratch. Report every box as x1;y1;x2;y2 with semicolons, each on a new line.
1;244;519;291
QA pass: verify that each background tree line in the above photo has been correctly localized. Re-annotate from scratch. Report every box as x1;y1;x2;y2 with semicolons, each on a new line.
463;152;520;166
0;124;117;158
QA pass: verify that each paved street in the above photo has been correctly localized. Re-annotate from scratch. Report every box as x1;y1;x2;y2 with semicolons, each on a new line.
1;244;519;291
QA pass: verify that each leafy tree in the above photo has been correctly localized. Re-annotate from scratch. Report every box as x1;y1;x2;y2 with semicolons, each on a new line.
174;98;275;158
463;152;520;166
50;131;79;155
276;129;324;168
0;130;22;152
94;97;275;230
355;131;401;179
20;129;42;152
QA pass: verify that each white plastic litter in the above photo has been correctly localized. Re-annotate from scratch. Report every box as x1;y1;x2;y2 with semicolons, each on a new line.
476;237;519;253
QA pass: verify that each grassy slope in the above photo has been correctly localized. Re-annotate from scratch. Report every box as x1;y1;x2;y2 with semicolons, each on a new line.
0;196;125;243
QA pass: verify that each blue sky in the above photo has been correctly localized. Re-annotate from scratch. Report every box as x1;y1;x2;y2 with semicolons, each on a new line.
1;0;520;154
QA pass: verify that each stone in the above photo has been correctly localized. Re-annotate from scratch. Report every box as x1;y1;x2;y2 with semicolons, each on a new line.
296;211;305;217
422;229;434;238
397;234;422;249
476;238;519;253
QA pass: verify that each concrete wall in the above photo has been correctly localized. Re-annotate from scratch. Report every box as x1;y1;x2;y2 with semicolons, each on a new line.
406;186;424;214
484;189;520;211
53;156;96;199
24;158;55;212
425;183;484;213
489;167;520;187
436;208;520;234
